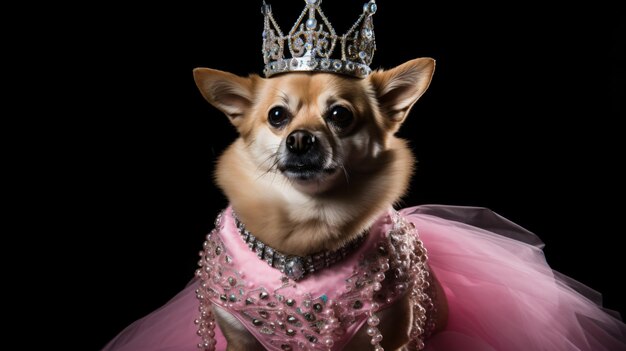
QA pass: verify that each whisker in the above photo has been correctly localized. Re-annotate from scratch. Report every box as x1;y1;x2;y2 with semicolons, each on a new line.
340;164;350;184
253;144;282;176
257;155;281;181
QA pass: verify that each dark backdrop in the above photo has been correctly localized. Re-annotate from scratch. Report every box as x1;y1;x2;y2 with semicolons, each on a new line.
76;2;624;349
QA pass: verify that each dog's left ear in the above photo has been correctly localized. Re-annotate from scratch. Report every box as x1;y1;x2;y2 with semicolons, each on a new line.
368;58;435;126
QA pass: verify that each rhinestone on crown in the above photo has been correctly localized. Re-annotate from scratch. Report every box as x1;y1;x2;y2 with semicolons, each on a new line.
262;0;377;78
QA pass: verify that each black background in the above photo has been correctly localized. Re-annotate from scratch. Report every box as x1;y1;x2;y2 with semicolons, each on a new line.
65;1;624;349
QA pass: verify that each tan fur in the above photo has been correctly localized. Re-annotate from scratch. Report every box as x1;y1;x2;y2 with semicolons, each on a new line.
194;58;447;350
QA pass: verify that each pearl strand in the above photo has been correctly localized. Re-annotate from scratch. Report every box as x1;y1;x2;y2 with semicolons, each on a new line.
194;211;225;350
366;256;390;350
406;222;435;350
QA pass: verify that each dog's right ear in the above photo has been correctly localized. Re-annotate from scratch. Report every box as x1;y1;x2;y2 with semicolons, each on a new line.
193;68;257;127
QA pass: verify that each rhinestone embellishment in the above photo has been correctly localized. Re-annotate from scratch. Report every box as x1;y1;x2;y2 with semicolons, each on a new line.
284;257;305;280
195;209;435;350
262;0;377;78
232;211;367;281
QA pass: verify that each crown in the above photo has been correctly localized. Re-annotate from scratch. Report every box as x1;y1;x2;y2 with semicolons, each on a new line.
262;0;377;78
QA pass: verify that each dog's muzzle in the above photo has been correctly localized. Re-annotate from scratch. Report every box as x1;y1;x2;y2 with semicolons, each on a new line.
278;129;336;181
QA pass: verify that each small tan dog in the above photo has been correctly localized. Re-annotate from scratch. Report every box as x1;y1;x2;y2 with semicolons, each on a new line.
193;57;447;350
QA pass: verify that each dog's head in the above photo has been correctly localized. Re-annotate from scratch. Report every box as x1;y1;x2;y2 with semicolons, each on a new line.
194;58;434;197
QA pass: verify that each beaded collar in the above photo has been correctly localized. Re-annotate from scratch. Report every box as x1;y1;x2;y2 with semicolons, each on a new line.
233;211;368;281
195;207;435;351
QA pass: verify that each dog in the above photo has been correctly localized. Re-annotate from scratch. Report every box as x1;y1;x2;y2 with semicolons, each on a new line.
193;57;448;350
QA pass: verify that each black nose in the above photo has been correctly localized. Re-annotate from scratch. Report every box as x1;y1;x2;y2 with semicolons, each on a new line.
286;130;317;155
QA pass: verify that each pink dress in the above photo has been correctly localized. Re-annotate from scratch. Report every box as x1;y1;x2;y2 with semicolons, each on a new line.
102;205;626;350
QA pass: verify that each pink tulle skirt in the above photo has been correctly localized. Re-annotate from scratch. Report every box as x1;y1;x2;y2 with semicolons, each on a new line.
102;205;626;350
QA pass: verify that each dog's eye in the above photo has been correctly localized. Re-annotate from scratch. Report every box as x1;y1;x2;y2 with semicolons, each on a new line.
326;106;354;130
268;106;290;128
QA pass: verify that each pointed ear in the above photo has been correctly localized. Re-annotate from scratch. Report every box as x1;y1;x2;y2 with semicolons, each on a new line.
193;68;257;126
368;58;435;125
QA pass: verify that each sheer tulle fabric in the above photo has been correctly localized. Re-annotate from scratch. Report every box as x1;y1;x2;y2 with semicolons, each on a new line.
102;280;227;351
102;206;626;351
403;206;626;351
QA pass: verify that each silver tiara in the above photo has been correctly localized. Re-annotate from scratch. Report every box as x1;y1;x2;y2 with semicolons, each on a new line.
262;0;377;78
